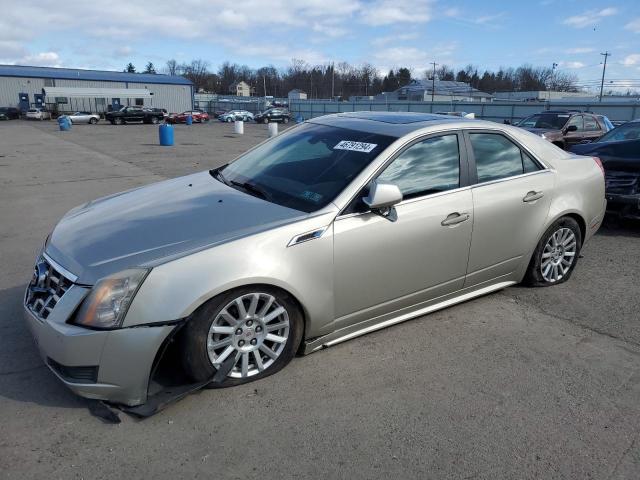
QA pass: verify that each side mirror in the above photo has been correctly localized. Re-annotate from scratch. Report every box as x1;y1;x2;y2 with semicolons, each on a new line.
363;182;403;217
565;125;578;133
503;119;511;125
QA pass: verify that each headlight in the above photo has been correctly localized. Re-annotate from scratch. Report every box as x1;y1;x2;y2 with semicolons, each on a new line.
73;268;149;329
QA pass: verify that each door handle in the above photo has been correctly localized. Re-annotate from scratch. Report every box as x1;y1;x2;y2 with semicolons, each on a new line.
441;212;470;226
523;191;544;203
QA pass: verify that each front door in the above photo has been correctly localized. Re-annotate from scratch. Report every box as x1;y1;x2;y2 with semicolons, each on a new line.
464;131;554;286
563;115;585;148
332;133;473;329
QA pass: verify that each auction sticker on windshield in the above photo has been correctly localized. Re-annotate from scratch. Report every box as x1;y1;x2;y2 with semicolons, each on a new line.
334;140;378;153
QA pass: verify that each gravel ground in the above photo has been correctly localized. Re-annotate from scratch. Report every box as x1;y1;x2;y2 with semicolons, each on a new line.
0;120;639;479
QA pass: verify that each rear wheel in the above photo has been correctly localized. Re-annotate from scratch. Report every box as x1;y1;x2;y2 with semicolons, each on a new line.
524;217;582;287
150;116;159;124
114;117;124;125
226;117;233;123
179;287;303;387
283;117;289;124
89;118;97;124
263;118;269;124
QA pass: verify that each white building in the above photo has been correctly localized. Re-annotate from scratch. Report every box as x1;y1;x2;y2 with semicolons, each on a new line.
229;81;252;97
288;89;307;100
382;80;493;102
0;64;193;113
493;91;586;102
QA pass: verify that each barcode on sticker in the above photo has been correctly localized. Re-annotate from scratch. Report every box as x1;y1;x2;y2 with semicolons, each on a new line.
334;140;378;153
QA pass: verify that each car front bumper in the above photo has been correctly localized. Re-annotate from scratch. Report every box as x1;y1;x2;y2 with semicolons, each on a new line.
23;284;176;406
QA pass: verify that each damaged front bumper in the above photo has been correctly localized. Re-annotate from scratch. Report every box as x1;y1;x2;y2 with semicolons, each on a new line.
606;193;640;219
23;284;176;406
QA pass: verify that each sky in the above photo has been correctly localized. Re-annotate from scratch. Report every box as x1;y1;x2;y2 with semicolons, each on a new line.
0;0;639;92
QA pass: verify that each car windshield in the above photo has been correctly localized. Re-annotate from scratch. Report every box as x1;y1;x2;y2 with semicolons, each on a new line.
216;123;396;213
596;122;640;143
517;113;570;129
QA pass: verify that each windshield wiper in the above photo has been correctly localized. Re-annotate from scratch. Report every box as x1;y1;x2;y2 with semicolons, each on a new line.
229;180;273;201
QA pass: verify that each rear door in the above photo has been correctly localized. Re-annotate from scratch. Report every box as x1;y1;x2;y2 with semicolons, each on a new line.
583;114;605;143
464;130;555;287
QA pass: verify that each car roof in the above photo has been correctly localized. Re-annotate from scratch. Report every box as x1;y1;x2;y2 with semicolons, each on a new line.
308;111;478;137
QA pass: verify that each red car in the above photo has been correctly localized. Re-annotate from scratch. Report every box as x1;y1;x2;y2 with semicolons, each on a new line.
168;110;210;123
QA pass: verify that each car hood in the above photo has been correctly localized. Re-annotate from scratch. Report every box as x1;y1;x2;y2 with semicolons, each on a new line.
46;171;307;284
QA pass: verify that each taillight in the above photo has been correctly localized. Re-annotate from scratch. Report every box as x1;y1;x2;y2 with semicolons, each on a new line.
593;157;605;175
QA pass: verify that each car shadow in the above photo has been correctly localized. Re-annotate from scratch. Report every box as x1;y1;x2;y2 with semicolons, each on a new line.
0;285;85;409
597;215;640;238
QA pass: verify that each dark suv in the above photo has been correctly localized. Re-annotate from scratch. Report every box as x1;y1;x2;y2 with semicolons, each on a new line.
254;108;291;124
515;110;613;149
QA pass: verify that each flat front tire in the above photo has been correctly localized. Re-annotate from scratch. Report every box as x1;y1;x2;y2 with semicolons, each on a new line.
179;287;303;387
524;217;582;287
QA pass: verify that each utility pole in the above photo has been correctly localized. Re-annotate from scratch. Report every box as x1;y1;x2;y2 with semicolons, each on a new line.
331;62;335;100
430;62;438;102
263;75;267;98
599;52;611;102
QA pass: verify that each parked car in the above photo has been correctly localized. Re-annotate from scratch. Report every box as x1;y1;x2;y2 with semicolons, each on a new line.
26;108;51;121
23;112;605;408
571;119;640;219
254;108;291;124
218;110;254;122
168;110;210;123
145;108;169;119
212;109;228;118
105;106;164;125
0;107;20;120
68;112;100;124
515;110;613;149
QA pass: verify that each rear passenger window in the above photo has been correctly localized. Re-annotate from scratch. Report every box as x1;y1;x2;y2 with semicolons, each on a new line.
470;133;541;183
377;134;460;199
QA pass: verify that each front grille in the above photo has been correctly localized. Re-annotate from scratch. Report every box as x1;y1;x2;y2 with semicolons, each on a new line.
605;171;639;195
25;256;74;321
47;358;98;383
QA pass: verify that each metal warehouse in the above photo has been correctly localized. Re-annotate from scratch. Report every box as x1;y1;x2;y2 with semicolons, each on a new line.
0;65;193;114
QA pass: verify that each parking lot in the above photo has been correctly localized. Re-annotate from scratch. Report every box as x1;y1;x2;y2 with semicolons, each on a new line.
1;119;639;479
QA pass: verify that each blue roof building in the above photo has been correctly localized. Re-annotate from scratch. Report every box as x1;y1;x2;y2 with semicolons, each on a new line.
0;64;193;113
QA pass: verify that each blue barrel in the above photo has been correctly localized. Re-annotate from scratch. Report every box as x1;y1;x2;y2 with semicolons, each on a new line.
295;114;304;124
57;116;71;131
185;115;193;125
159;124;174;146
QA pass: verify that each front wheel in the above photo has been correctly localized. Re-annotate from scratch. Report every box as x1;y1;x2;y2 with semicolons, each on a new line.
150;116;159;124
263;118;269;124
524;217;582;287
226;117;233;123
89;118;97;124
114;117;124;125
283;117;289;124
179;288;303;387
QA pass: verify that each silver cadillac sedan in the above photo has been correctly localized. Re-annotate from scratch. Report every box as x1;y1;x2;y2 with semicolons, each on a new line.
24;112;606;407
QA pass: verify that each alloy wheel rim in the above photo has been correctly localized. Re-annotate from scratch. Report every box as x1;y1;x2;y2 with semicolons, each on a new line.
540;227;577;283
207;293;290;378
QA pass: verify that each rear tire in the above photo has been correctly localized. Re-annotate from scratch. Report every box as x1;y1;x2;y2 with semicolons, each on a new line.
89;118;97;125
178;287;303;387
114;117;123;125
150;116;159;124
283;117;289;124
524;217;582;287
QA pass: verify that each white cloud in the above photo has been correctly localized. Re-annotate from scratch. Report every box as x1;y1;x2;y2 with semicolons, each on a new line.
359;0;433;26
622;54;640;66
563;8;618;28
560;61;586;69
474;13;506;25
565;47;595;54
372;42;457;76
625;18;640;33
14;51;62;67
371;32;420;47
113;46;133;57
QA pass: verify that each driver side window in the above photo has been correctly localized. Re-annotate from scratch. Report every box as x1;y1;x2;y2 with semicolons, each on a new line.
377;134;461;200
